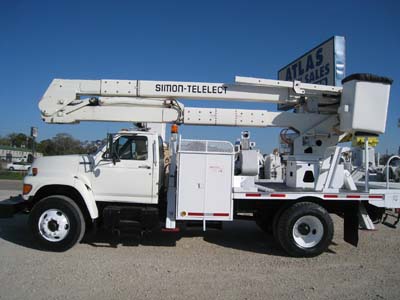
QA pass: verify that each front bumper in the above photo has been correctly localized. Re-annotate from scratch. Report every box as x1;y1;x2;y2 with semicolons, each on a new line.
0;195;30;218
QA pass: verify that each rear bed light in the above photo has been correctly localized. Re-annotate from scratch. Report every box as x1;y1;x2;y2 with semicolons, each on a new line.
270;193;286;198
188;212;203;216
369;195;383;199
324;194;338;198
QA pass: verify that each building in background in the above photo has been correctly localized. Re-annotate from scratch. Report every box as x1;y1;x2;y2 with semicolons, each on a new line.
0;145;43;163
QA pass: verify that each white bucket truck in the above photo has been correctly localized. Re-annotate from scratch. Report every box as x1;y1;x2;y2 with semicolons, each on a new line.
0;73;397;257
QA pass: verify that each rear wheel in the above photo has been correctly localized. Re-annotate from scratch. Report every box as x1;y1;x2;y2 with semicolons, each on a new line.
29;195;85;251
276;202;333;257
8;167;14;171
272;204;288;242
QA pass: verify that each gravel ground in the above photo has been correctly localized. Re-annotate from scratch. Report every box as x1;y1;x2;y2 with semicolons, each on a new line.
0;180;400;300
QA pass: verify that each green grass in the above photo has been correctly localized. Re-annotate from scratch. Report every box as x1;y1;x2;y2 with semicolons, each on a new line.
0;171;26;180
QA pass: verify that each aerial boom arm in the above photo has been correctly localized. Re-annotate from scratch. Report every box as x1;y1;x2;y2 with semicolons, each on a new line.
38;74;392;157
39;77;341;133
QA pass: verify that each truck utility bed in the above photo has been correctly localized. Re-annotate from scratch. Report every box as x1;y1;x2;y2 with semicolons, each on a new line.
255;181;389;193
233;180;385;201
233;180;400;209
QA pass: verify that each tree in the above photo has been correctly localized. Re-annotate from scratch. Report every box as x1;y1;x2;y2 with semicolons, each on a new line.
0;135;10;146
54;133;85;154
37;133;86;156
2;132;101;156
7;133;29;148
37;139;56;156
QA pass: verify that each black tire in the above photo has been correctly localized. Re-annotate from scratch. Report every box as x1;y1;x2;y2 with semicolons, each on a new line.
29;195;86;252
276;202;333;257
272;204;289;242
9;167;14;171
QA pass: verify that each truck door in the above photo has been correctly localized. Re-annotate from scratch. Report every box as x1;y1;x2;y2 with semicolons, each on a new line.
91;135;156;204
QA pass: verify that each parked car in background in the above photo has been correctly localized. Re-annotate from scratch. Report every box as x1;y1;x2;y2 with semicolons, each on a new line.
7;162;31;171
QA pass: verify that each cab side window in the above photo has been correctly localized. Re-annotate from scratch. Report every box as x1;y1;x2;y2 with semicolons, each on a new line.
116;136;148;160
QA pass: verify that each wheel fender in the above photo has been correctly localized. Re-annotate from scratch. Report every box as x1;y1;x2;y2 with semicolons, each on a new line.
73;177;98;219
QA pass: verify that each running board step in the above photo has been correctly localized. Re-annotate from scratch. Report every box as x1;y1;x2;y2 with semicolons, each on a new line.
103;206;159;234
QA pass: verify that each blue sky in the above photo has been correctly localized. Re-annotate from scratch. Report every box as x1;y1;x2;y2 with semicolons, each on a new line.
1;0;399;154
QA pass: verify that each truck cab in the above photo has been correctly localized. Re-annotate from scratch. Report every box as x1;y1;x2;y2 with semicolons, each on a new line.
18;130;164;251
23;130;165;205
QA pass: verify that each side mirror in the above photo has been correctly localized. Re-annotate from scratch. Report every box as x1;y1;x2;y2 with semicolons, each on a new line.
107;134;120;165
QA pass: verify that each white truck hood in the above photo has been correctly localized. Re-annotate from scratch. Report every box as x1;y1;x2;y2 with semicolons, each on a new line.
32;155;90;177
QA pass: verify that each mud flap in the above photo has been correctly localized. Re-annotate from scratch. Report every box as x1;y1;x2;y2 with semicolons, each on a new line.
344;202;359;247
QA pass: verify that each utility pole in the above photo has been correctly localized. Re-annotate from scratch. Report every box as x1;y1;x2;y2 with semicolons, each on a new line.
398;118;400;155
30;127;38;162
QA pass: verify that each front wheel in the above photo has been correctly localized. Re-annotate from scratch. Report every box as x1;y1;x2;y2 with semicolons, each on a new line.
29;195;86;252
276;202;333;257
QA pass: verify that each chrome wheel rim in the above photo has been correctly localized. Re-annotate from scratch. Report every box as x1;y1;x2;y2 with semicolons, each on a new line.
38;209;70;242
292;215;324;248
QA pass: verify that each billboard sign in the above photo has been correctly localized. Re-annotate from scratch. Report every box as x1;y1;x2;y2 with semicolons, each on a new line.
277;36;345;110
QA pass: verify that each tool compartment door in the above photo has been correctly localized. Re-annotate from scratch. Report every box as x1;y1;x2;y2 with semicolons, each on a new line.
176;153;206;216
176;139;234;221
204;154;233;219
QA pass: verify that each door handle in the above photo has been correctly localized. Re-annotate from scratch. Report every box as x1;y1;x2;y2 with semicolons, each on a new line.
139;165;151;169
